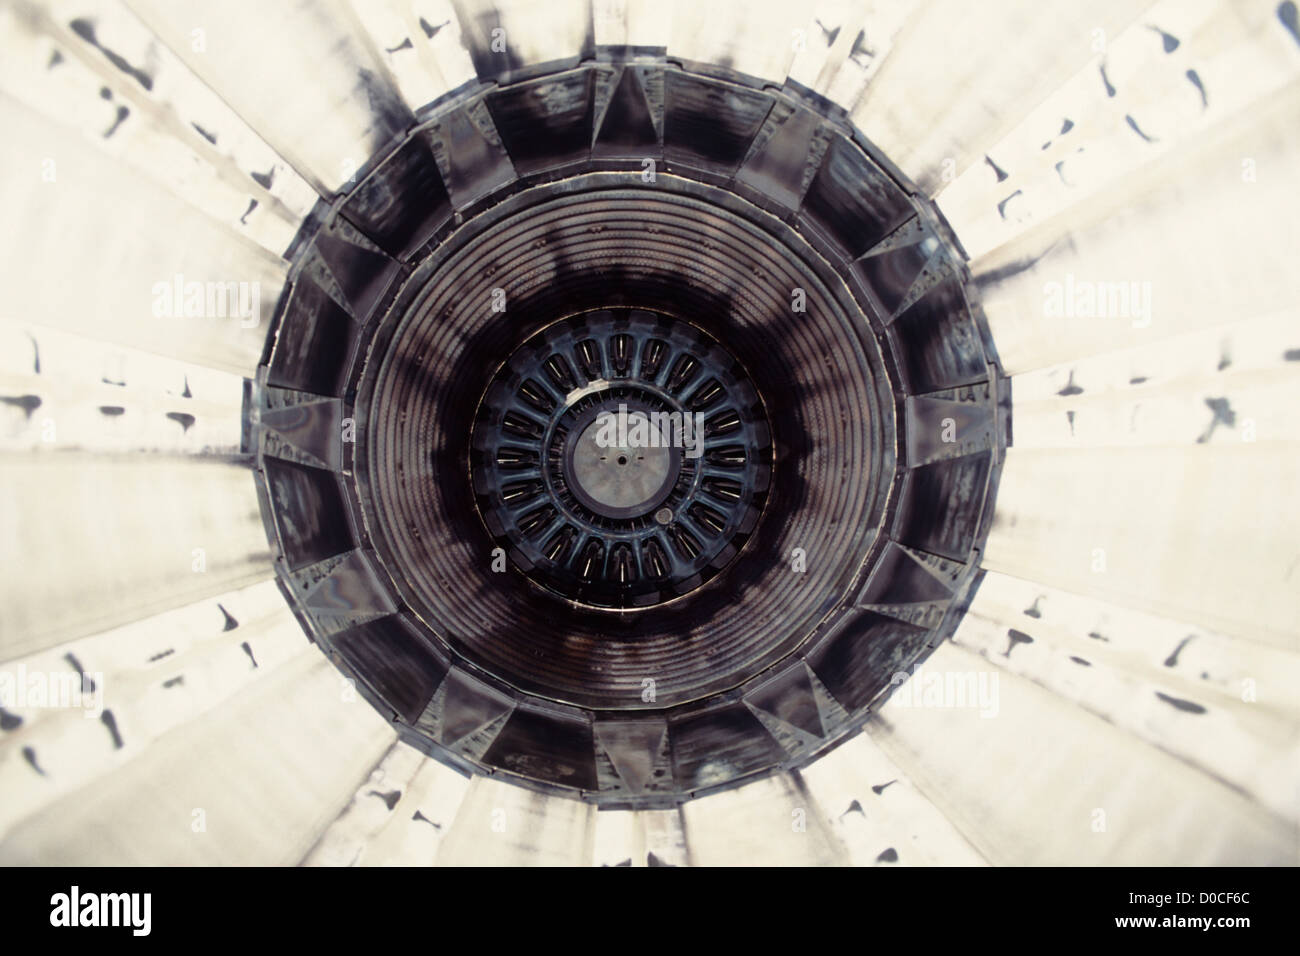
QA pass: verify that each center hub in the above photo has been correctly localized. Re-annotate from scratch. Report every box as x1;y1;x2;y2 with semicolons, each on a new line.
564;402;682;519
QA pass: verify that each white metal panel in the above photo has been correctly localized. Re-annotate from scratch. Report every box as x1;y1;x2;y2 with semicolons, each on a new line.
798;733;988;866
955;575;1300;822
0;650;396;865
983;444;1300;647
0;95;284;375
970;84;1300;375
939;0;1300;261
850;0;1150;193
668;0;803;83
787;0;916;108
0;324;245;455
0;581;310;839
301;741;429;865
590;807;689;867
347;755;473;865
435;774;596;865
680;772;847;866
1006;310;1300;450
0;455;272;658
451;0;591;71
868;641;1297;865
0;0;316;255
124;0;412;194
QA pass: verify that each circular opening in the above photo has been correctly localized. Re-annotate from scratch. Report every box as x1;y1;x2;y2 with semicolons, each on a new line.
255;64;1005;803
355;179;895;710
470;310;772;610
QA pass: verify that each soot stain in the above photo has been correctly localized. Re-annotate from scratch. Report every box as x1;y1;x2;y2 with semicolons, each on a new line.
1148;25;1180;53
1057;371;1083;396
1186;69;1208;109
1125;114;1157;143
1100;64;1116;97
367;789;402;810
1164;635;1194;667
2;395;42;418
1155;691;1206;714
1005;628;1034;657
1281;2;1300;46
166;411;196;432
412;809;441;828
101;710;124;748
996;190;1023;220
69;18;153;90
1196;397;1235;443
23;746;45;775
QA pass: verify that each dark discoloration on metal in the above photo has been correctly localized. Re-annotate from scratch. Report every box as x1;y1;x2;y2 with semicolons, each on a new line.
165;411;195;432
1125;114;1158;143
340;134;450;259
1100;63;1116;97
484;708;599;790
1281;2;1300;47
485;70;595;175
1164;635;1194;667
101;710;123;749
1;395;42;418
1005;628;1034;657
1196;396;1235;443
367;789;401;810
64;654;94;692
1148;24;1181;54
1155;691;1207;714
68;18;153;90
664;71;771;174
332;616;443;724
23;746;45;775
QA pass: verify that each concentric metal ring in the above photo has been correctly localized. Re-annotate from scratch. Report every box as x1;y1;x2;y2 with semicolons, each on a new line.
471;310;772;609
251;61;1008;805
356;179;893;710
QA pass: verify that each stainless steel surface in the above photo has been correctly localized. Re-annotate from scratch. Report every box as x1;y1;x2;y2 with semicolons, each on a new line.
567;411;679;517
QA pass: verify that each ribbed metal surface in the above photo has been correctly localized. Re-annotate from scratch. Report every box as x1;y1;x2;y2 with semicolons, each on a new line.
361;187;893;707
